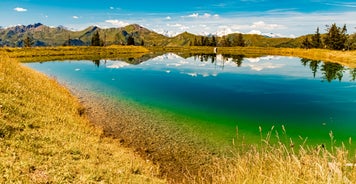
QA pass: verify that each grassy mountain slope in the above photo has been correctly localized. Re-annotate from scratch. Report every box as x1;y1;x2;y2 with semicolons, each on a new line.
0;22;340;48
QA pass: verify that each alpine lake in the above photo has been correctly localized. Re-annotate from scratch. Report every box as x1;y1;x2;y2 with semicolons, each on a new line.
25;53;356;152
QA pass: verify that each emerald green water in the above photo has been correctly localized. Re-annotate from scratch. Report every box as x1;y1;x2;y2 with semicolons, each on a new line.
25;54;356;149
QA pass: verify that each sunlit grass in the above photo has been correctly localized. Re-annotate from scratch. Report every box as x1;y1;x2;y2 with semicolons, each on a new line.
0;46;149;62
203;126;356;183
0;54;164;183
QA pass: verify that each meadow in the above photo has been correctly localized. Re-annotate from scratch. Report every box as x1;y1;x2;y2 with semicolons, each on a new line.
1;46;356;183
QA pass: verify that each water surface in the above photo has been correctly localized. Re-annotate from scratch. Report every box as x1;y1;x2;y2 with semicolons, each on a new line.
25;54;356;149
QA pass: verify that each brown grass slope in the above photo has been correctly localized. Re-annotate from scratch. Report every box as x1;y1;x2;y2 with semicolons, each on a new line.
0;55;164;183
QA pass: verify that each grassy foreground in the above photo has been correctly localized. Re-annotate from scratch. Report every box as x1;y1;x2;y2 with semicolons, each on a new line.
0;55;164;183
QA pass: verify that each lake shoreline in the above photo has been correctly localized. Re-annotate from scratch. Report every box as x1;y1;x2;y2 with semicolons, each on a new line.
70;87;222;182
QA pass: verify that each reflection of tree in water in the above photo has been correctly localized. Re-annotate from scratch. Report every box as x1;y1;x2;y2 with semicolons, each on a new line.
300;58;321;78
92;60;100;67
321;62;344;82
221;54;244;67
350;68;356;81
193;54;245;67
301;58;346;82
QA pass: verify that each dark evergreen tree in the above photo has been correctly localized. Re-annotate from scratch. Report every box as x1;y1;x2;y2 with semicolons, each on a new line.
24;36;32;47
211;36;217;47
220;36;230;47
201;36;207;46
91;31;101;46
348;34;356;50
127;35;135;45
193;38;198;46
324;23;347;50
301;37;311;49
235;33;245;47
311;27;322;48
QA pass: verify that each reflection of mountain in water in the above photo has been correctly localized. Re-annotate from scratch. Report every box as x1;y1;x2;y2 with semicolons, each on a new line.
92;53;356;83
91;53;165;67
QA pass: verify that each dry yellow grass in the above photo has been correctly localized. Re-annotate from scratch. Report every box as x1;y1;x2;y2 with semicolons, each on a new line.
206;127;356;184
0;54;164;183
1;46;150;62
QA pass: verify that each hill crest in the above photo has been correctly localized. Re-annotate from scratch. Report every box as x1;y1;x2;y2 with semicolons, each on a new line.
0;23;301;47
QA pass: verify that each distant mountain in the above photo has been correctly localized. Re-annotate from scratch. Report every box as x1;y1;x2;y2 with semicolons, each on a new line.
0;23;306;48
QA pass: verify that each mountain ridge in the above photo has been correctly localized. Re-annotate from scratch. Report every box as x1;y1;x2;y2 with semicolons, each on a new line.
0;23;306;48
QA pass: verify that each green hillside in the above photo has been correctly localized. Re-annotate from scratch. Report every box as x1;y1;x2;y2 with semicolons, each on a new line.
1;23;353;48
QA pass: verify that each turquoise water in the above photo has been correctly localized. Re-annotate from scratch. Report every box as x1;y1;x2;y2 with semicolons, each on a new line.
25;54;356;148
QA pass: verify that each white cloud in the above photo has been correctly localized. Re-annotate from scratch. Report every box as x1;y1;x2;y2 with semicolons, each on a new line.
14;7;27;12
248;30;262;35
165;16;172;20
167;23;182;27
325;2;356;8
182;13;219;19
251;21;285;30
186;13;199;18
167;23;189;31
202;13;211;18
105;20;129;27
73;16;79;19
110;6;115;10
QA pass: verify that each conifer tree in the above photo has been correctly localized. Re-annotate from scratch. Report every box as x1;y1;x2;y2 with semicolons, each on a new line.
211;36;217;47
301;37;311;49
127;35;135;45
324;23;347;50
311;27;322;48
91;31;101;46
24;36;32;47
235;33;245;47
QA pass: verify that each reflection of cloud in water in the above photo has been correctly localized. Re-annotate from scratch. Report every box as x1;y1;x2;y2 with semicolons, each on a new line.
245;56;284;71
246;56;282;63
181;71;218;77
246;62;284;71
185;72;198;77
106;61;131;69
104;54;292;76
151;53;182;61
247;58;260;63
166;60;189;67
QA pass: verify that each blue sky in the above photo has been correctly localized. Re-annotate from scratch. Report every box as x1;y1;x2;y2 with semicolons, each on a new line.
1;0;355;37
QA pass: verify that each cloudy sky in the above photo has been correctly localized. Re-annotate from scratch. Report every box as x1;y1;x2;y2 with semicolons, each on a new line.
1;0;355;37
